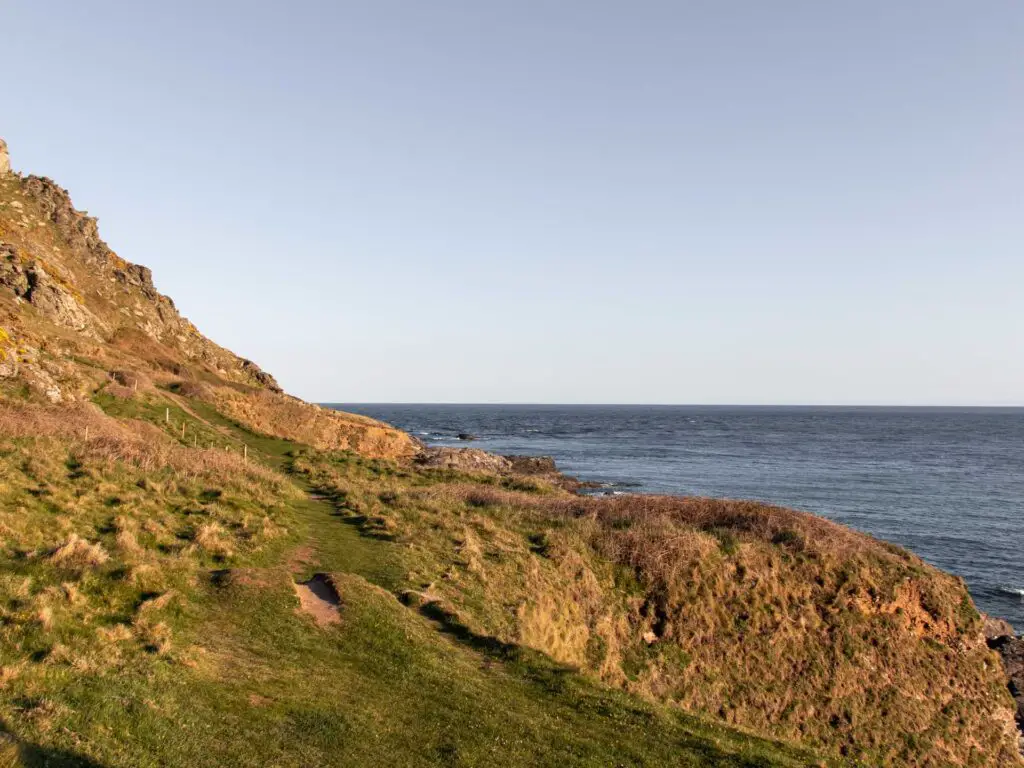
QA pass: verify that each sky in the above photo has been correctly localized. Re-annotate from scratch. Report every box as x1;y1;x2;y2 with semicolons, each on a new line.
2;1;1022;405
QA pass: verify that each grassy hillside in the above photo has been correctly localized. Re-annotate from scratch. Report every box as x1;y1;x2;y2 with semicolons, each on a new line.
0;153;1019;766
290;443;1020;766
0;400;824;767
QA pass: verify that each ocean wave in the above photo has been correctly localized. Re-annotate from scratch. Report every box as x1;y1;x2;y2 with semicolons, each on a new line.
999;587;1024;597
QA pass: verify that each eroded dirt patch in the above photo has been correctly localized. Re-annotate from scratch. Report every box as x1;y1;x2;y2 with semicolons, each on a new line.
294;573;341;627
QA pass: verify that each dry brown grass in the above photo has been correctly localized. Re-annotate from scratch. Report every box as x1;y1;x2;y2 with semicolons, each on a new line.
193;523;233;559
340;473;1020;766
0;402;298;493
210;387;420;459
48;534;109;569
114;519;142;555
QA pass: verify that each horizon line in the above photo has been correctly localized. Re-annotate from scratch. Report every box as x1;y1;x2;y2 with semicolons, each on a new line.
318;402;1024;409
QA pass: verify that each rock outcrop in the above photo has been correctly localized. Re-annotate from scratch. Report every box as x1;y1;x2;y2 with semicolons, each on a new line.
989;632;1024;752
416;447;513;473
985;614;1017;641
0;168;278;396
0;139;415;457
416;447;560;477
0;139;10;175
413;448;593;490
505;454;559;475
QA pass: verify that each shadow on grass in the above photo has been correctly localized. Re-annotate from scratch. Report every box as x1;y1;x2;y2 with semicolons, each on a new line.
0;722;107;767
414;599;584;700
417;600;525;660
411;603;811;768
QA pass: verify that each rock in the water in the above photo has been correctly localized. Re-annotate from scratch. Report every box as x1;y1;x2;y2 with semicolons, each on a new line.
456;433;477;441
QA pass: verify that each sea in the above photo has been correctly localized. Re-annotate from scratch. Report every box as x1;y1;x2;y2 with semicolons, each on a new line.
325;404;1024;631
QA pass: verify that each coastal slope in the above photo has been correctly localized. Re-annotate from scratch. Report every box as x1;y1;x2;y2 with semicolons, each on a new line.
0;161;416;459
0;141;1019;766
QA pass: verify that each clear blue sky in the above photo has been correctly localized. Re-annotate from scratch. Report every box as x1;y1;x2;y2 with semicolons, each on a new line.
3;1;1022;404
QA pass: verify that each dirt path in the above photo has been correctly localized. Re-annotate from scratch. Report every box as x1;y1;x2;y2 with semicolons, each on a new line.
162;391;248;446
293;574;342;627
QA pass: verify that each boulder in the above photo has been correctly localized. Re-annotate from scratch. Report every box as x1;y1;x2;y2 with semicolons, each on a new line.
983;614;1016;640
0;138;10;175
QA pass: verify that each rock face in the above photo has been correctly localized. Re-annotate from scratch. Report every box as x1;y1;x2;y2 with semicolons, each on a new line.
0;243;101;334
416;448;565;477
985;614;1017;641
0;148;417;458
0;171;280;396
505;455;558;475
414;449;590;490
416;447;513;473
0;139;10;176
239;359;282;392
989;634;1024;751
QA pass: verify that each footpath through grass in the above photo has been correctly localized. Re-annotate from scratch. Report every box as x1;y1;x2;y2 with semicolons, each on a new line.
0;394;827;767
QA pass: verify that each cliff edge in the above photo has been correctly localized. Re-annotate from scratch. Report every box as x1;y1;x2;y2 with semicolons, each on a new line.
0;139;416;458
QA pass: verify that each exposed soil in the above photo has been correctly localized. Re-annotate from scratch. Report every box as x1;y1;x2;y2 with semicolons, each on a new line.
294;573;341;627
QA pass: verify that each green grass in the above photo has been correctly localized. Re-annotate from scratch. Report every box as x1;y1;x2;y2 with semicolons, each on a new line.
287;445;1020;766
0;401;826;767
4;568;817;768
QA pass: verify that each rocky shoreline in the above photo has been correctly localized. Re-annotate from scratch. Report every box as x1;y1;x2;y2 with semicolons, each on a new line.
985;620;1024;752
415;445;600;492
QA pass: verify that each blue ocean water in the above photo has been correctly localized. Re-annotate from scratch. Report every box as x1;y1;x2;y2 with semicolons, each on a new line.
326;404;1024;630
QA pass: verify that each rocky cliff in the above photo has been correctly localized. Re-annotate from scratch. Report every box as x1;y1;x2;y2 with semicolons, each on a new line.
0;139;417;458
